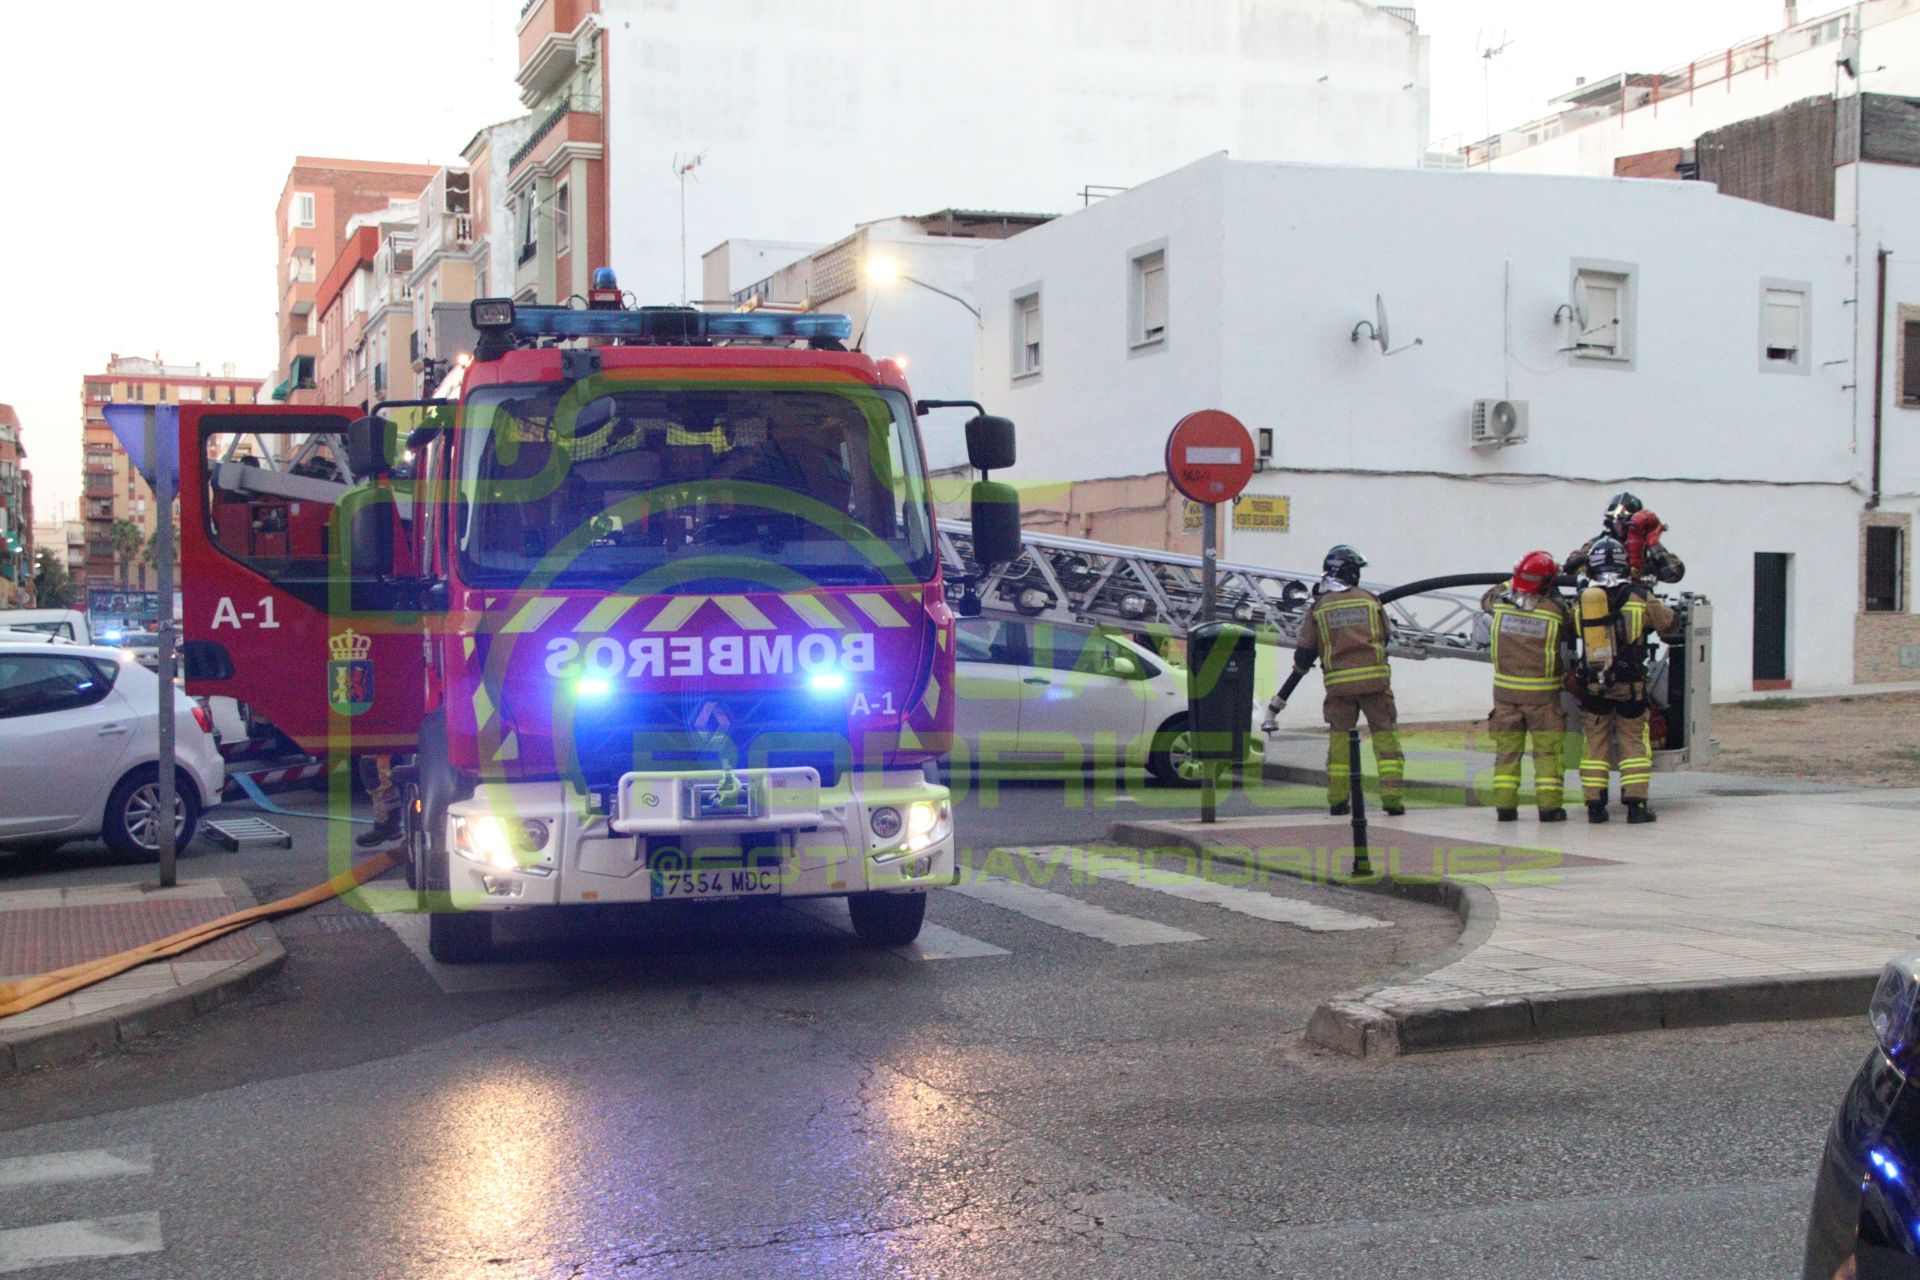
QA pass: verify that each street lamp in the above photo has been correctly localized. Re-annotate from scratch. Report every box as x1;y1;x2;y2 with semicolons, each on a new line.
864;253;981;322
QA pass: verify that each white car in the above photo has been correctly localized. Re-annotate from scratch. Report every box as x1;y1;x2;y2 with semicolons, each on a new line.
0;609;91;643
0;640;226;860
955;619;1198;781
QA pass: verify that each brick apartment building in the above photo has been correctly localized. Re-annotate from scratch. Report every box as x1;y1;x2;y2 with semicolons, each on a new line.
80;357;260;590
274;158;438;404
0;405;31;606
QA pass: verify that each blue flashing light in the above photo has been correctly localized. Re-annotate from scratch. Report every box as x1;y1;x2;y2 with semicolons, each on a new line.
1871;1148;1905;1184
500;306;852;345
592;266;618;289
576;677;612;698
101;629;123;642
807;671;848;694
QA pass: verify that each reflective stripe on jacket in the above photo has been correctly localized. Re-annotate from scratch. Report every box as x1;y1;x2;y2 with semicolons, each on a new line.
1481;582;1570;702
1302;588;1392;694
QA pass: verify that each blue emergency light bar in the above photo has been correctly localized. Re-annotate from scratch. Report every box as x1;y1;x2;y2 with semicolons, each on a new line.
469;297;852;345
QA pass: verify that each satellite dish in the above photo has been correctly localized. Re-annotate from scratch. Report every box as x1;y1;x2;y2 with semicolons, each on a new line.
1373;294;1390;353
1572;276;1592;332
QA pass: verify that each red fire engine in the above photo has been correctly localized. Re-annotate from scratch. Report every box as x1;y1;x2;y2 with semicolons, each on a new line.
179;287;1020;960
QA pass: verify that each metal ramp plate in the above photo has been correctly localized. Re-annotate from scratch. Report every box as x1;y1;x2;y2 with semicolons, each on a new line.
204;816;293;850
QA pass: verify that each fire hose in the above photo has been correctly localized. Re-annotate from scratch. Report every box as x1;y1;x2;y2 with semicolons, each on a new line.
0;847;402;1020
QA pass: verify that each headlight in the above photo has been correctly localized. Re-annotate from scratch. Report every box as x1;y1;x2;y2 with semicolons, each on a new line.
454;815;519;871
905;799;951;852
1871;953;1920;1077
516;820;549;853
870;806;903;840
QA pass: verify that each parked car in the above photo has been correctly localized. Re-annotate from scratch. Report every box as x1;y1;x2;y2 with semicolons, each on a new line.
0;608;91;643
1803;953;1920;1278
955;619;1200;781
0;639;225;860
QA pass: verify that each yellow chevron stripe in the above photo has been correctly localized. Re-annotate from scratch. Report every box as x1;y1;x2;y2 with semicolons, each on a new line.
920;676;941;717
714;596;776;630
896;723;924;751
461;638;476;660
501;597;564;635
494;730;519;763
645;596;706;632
582;595;642;631
849;593;909;628
782;593;844;630
472;682;496;733
936;627;949;652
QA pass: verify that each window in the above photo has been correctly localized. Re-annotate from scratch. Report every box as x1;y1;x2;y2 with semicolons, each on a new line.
1903;319;1920;407
289;192;315;232
84;381;112;401
130;382;146;402
1762;281;1810;372
956;618;1026;666
177;385;203;402
1130;246;1168;348
1571;268;1631;361
1012;290;1042;379
1867;525;1905;612
516;195;537;263
0;654;117;720
554;182;571;255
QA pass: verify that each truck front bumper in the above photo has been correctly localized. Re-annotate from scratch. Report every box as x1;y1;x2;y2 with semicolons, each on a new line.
443;768;954;909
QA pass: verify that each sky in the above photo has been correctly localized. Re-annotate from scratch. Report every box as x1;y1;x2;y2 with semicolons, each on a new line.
0;0;1799;523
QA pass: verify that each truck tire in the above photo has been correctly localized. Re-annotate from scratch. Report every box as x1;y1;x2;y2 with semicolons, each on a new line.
847;890;927;947
102;765;201;862
1147;714;1197;785
414;711;491;963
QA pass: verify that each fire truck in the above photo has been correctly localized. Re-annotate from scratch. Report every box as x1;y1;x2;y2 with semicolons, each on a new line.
178;289;1021;961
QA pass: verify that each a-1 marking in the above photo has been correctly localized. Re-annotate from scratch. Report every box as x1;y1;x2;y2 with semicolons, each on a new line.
211;596;281;630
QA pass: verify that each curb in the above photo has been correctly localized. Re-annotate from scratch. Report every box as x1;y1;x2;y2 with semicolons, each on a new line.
1105;818;1874;1058
0;877;286;1077
1259;760;1488;806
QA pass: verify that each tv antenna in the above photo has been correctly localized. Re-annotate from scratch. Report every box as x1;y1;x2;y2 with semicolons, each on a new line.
1478;32;1516;169
673;151;707;304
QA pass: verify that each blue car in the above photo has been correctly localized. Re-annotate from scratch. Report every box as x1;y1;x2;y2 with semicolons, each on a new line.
1805;955;1920;1278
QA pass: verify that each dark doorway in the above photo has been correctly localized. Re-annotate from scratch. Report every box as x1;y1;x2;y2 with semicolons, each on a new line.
1752;552;1791;687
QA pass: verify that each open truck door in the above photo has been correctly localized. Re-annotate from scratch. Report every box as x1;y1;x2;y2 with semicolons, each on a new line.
178;404;426;757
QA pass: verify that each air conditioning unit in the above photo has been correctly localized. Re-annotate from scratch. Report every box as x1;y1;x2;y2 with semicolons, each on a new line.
1470;398;1529;448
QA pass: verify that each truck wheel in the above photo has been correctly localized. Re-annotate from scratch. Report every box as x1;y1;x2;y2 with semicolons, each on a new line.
847;890;927;947
1147;714;1197;785
429;909;493;964
103;765;201;862
400;781;424;891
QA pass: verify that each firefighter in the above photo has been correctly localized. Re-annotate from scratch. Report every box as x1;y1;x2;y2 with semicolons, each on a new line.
1275;545;1404;817
1565;491;1685;584
1574;535;1676;824
1482;551;1572;823
357;755;401;847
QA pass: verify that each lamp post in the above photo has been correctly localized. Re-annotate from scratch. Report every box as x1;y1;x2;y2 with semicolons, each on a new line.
864;255;982;322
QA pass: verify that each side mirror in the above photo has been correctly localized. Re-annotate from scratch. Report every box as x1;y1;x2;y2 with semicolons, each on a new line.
347;496;394;579
969;480;1022;570
347;416;394;478
179;640;235;682
965;414;1016;473
1109;654;1141;680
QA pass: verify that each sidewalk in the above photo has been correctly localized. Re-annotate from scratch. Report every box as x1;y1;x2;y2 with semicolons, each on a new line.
0;878;284;1075
1112;785;1920;1056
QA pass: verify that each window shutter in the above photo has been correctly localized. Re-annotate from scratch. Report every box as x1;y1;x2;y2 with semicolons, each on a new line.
1024;297;1041;346
1141;256;1167;339
1764;289;1802;357
1903;322;1920;404
1580;280;1620;353
1865;526;1904;612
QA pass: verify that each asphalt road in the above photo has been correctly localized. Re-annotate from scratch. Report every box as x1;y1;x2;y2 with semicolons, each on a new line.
0;773;1863;1278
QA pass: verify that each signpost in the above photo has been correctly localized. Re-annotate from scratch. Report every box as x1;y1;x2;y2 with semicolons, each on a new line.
1166;411;1255;823
145;408;177;889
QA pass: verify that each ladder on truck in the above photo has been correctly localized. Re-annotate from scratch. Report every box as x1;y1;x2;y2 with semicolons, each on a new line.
935;520;1715;770
935;521;1495;663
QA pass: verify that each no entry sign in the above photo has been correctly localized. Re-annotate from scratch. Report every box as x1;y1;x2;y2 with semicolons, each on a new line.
1166;410;1255;505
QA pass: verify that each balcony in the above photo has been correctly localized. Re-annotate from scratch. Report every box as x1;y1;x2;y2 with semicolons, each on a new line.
517;0;594;105
508;97;603;180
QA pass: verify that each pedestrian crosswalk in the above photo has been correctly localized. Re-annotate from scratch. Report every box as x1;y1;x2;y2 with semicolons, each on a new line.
0;1145;163;1273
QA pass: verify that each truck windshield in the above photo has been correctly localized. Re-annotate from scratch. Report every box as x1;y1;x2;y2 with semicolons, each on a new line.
457;381;936;589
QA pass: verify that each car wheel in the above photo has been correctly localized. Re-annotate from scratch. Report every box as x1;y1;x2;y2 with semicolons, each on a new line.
416;712;489;963
103;765;201;862
1147;714;1198;785
846;890;927;947
401;780;425;892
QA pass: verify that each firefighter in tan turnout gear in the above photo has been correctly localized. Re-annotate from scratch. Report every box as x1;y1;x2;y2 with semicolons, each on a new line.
1575;535;1676;824
1272;545;1405;817
1482;551;1572;823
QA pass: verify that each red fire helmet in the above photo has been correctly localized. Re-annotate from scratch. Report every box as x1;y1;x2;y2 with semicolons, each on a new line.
1512;550;1559;594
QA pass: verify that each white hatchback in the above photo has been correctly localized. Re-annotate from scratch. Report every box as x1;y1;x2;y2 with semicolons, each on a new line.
954;619;1198;781
0;640;226;859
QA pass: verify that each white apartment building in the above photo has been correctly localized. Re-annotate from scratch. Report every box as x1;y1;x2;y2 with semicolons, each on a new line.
969;153;1906;715
599;0;1432;308
703;212;1053;471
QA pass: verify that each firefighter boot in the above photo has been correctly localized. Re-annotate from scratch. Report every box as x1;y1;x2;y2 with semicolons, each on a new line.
357;821;401;848
1539;807;1568;822
1496;807;1519;822
1626;799;1658;825
1587;800;1610;824
1329;801;1351;817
